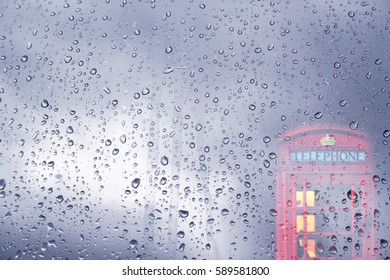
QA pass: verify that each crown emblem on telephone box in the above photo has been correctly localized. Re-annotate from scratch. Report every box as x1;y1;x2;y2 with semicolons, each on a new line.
320;134;336;146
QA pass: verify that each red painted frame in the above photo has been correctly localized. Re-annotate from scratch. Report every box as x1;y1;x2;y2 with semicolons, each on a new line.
275;126;375;260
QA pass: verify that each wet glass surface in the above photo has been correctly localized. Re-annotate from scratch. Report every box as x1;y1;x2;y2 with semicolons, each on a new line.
0;0;388;259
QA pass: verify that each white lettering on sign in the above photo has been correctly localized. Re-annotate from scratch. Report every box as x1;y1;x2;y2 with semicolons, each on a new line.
290;150;366;163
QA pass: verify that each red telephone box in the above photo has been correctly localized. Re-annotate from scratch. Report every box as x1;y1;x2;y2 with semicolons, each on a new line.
276;127;375;259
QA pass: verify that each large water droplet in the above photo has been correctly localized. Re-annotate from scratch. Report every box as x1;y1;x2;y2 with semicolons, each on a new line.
383;130;390;138
163;66;174;74
254;47;262;53
66;126;74;134
21;55;28;62
380;239;388;248
178;210;189;218
195;123;203;131
314;112;323;119
142;87;150;95
0;179;6;190
160;156;169;166
339;100;347;107
221;208;229;216
347;190;358;200
328;245;337;254
103;87;111;94
64;55;72;63
222;137;230;145
129;239;138;249
41;99;49;108
349;121;358;130
56;195;64;203
269;209;277;216
374;209;380;218
316;242;324;254
131;178;141;188
165;46;173;53
119;134;127;144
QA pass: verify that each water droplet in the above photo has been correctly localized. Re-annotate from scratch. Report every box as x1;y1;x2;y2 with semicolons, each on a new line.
142;87;150;95
316;242;324;254
383;130;390;138
339;100;347;107
0;179;6;190
64;55;72;63
179;243;185;252
165;46;173;53
177;231;185;238
163;66;174;74
21;55;28;62
249;104;256;111
129;239;138;249
347;190;358;200
112;148;119;155
221;208;229;216
66;126;74;134
47;222;54;231
349;121;358;130
119;134;127;144
90;68;97;75
269;209;277;216
328;245;337;254
103;87;111;94
105;139;112;146
178;210;189;218
263;136;271;143
222;137;230;145
380;239;388;248
334;62;341;69
355;243;361;250
160;156;169;166
55;195;64;203
354;213;363;220
195;123;203;131
131;178;140;188
372;175;380;182
254;47;262;53
374;209;380;218
314;112;323;119
348;11;355;18
41;99;49;108
375;59;382;65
